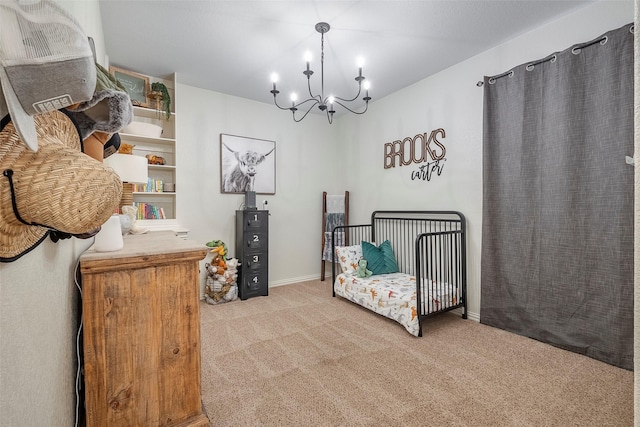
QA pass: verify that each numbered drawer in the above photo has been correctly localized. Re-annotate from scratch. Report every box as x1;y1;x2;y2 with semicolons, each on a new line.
244;211;268;229
242;252;267;271
242;271;267;291
243;231;268;250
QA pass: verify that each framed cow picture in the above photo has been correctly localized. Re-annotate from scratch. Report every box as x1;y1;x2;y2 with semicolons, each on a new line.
220;134;276;195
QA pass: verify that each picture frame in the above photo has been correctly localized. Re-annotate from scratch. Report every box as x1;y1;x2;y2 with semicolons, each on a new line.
109;66;150;107
220;134;276;195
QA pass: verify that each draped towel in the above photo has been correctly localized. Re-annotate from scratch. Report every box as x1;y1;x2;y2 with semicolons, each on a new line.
322;231;344;261
322;195;347;261
325;195;345;214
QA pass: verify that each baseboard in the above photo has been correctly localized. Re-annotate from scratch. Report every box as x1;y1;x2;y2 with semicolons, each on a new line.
269;274;320;287
467;311;480;322
451;307;480;322
200;275;322;300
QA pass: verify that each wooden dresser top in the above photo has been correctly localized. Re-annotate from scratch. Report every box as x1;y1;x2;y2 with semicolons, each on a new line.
80;231;207;273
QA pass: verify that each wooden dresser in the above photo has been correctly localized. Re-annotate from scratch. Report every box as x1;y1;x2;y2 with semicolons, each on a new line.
80;231;209;427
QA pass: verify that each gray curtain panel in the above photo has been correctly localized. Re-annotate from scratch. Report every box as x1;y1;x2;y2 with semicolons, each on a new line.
481;23;634;370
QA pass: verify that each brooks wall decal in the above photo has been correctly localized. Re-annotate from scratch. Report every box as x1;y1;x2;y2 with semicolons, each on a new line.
383;128;447;182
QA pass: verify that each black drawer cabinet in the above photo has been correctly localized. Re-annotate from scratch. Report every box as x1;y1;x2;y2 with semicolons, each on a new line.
235;210;269;300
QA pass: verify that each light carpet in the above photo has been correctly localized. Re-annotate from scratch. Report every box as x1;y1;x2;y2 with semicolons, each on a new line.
199;280;633;426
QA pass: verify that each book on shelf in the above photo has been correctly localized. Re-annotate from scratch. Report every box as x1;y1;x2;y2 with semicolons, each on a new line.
132;178;166;193
134;202;167;220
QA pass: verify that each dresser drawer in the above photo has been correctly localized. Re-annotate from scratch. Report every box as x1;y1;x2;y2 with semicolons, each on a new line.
244;210;268;229
242;252;267;271
240;270;268;297
242;231;268;251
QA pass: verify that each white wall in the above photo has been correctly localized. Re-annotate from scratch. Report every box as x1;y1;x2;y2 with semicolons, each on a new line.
0;1;103;425
339;0;634;320
176;86;343;289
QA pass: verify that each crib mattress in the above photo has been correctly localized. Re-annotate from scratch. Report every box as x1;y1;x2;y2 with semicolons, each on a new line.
334;272;458;336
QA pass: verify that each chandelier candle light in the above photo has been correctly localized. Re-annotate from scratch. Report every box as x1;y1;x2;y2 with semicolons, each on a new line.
270;22;371;124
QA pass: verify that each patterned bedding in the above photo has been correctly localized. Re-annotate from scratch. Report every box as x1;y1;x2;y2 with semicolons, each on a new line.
334;272;458;336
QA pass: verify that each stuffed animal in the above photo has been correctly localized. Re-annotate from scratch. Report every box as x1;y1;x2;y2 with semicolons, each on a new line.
206;263;219;275
356;258;373;278
206;239;228;261
118;143;134;154
146;154;166;165
121;205;148;234
211;253;227;273
223;285;237;301
204;255;239;305
226;258;239;270
223;269;237;284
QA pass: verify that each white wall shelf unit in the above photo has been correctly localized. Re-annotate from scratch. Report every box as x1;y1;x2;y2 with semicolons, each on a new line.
117;72;178;230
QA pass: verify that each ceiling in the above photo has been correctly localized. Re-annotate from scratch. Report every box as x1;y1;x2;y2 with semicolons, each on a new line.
99;0;595;116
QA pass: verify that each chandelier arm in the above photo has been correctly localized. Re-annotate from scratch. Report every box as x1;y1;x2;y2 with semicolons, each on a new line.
294;97;322;109
292;99;321;122
333;84;363;103
307;77;319;100
272;95;295;111
274;94;321;111
333;99;369;115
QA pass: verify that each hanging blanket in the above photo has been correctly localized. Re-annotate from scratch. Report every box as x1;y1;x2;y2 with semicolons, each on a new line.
322;211;345;261
322;231;344;261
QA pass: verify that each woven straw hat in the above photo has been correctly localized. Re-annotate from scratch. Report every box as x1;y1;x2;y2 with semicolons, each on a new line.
0;110;122;262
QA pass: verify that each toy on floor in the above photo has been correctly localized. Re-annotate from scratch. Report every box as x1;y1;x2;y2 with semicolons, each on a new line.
204;240;238;304
206;239;228;260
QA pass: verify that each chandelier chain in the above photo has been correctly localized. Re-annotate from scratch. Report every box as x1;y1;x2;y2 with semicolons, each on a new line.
320;31;325;103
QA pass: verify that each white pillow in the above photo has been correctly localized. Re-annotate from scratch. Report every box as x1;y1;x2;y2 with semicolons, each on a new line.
335;245;362;275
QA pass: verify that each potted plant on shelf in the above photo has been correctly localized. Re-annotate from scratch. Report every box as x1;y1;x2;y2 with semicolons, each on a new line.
149;82;171;120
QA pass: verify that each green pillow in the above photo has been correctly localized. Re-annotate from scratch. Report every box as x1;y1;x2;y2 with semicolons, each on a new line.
361;240;399;275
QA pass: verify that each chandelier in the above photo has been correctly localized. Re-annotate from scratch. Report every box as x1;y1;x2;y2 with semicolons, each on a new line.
270;22;371;124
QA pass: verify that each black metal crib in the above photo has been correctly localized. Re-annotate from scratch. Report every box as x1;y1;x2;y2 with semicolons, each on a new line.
331;210;467;336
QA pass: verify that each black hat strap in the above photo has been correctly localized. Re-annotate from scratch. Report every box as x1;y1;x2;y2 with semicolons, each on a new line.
3;169;51;229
